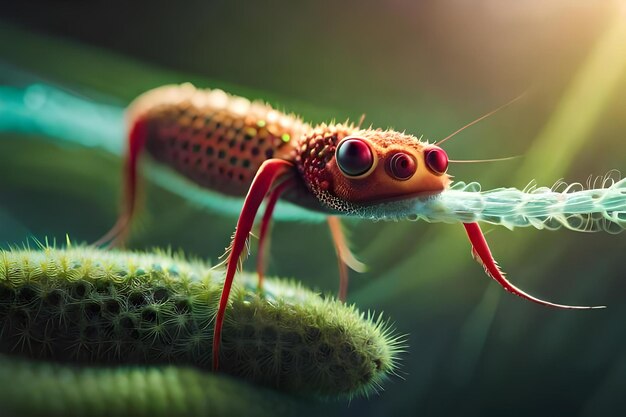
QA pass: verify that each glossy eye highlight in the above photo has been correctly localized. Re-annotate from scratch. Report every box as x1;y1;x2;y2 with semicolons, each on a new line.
336;138;374;177
387;153;416;180
424;147;449;175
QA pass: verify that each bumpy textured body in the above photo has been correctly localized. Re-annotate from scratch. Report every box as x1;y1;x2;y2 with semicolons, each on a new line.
128;84;449;213
132;84;309;197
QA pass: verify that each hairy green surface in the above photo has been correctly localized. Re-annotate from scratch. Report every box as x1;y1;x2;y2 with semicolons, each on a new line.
0;353;303;417
0;246;401;404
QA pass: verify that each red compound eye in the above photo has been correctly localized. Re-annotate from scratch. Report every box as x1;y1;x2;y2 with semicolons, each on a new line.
424;147;449;175
336;138;374;177
388;152;416;180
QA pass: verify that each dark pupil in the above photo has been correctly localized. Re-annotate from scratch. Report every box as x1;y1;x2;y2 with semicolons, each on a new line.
336;139;373;176
425;148;449;174
389;153;416;180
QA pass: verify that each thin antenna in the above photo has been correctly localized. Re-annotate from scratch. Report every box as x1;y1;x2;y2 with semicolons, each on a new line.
435;93;527;147
449;155;522;163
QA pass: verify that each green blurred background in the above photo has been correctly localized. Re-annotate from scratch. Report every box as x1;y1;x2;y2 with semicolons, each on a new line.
1;1;626;415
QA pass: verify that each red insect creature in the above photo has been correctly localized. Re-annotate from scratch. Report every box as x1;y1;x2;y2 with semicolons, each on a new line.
98;84;602;371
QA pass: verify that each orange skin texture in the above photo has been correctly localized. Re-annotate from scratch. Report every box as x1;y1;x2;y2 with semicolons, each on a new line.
132;86;307;197
328;134;451;204
295;124;451;210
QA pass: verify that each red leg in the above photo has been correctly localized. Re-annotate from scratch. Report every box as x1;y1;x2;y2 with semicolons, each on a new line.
94;119;148;247
213;159;294;371
335;247;350;303
256;179;294;289
463;222;604;309
327;216;367;302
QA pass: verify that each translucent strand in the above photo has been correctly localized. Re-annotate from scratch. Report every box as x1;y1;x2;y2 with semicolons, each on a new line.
390;177;626;234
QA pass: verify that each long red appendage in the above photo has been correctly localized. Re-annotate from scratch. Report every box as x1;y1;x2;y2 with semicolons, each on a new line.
213;159;294;371
256;179;294;289
335;246;350;302
463;222;604;310
327;216;367;302
94;119;148;247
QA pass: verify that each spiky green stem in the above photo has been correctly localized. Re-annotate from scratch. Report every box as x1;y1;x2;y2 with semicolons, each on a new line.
0;246;402;408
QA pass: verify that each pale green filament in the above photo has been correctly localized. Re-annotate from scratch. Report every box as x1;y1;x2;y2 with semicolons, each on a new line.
364;178;626;234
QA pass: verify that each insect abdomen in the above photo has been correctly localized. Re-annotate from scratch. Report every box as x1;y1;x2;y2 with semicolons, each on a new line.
128;84;310;196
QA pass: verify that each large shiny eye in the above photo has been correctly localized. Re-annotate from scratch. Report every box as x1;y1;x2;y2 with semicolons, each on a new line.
336;138;374;177
424;147;449;175
387;152;416;180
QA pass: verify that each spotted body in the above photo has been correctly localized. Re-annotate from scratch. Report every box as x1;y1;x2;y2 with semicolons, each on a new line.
129;84;450;213
131;84;309;197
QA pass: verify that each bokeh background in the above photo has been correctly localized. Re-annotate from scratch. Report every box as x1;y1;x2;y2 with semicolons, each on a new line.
1;1;626;415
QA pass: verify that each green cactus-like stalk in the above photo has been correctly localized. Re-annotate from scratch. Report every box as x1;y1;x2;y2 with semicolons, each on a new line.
0;353;306;417
0;246;402;416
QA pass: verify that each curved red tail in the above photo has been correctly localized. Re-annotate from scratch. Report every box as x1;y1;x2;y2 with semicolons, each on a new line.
463;222;604;310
